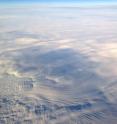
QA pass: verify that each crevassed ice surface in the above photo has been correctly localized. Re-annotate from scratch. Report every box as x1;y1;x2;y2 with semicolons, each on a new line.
0;5;117;124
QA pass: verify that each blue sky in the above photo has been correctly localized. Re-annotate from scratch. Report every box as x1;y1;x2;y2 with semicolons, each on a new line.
0;0;117;3
0;0;117;6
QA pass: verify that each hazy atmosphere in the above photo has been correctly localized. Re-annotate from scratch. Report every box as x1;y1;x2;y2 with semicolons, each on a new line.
0;1;117;124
